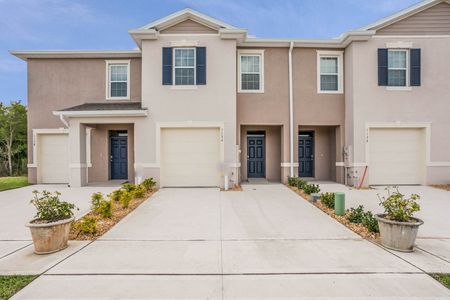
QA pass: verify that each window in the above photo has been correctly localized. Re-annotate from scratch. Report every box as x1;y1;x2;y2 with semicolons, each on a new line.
387;50;407;87
238;50;264;93
174;48;195;85
317;51;343;93
106;60;130;99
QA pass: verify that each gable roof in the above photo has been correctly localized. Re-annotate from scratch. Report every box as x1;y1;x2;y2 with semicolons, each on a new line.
136;8;238;31
359;0;450;31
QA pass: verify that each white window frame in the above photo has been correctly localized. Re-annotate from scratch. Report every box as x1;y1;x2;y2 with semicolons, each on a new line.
173;47;196;86
387;49;409;88
317;50;344;94
238;49;264;93
105;60;130;100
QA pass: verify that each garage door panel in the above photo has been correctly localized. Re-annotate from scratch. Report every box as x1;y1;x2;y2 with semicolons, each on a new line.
369;128;425;185
38;134;69;184
161;128;221;187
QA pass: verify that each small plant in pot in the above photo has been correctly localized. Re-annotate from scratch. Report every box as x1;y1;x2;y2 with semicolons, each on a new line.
26;190;78;254
375;187;423;252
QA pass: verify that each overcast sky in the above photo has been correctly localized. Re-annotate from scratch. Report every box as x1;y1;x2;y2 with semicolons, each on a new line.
0;0;421;104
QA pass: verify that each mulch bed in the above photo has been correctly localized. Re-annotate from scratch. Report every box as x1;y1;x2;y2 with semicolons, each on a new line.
70;190;156;240
220;184;243;192
288;186;380;241
431;184;450;192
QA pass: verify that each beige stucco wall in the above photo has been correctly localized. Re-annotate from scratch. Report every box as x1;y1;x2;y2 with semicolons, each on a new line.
240;126;282;182
88;124;135;183
138;35;237;186
346;36;450;185
26;58;142;183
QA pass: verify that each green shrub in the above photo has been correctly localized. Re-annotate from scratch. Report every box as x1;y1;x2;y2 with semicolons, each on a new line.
119;191;133;208
320;192;335;209
347;205;366;223
91;192;104;210
122;183;136;192
378;187;420;222
109;189;123;202
303;183;320;195
73;216;97;235
96;199;113;218
141;178;156;191
296;179;307;190
287;176;298;187
362;211;379;233
133;184;146;198
30;190;78;223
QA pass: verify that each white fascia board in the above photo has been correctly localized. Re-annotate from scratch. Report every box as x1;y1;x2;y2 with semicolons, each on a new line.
219;28;248;40
10;50;141;61
53;110;148;118
135;8;238;31
358;0;443;31
128;29;159;48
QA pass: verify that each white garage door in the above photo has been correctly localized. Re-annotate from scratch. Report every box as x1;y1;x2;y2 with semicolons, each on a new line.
38;134;69;183
161;128;221;187
369;128;425;185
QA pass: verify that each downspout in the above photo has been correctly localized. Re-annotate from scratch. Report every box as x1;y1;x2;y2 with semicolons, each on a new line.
288;42;294;177
58;113;69;128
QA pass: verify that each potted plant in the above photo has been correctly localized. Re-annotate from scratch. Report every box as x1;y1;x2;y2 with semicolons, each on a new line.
375;187;423;252
26;190;78;254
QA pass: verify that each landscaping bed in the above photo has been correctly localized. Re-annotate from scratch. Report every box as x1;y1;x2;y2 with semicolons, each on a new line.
287;177;380;241
70;179;157;240
220;184;243;192
431;184;450;192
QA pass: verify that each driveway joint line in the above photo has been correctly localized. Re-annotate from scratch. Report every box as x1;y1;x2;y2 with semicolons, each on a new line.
416;245;450;264
0;242;33;260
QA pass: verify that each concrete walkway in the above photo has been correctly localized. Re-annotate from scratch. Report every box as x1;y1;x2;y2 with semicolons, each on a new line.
11;185;450;299
0;184;118;273
319;183;450;274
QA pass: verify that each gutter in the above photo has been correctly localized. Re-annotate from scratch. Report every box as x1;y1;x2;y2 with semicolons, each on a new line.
52;109;148;118
288;41;294;177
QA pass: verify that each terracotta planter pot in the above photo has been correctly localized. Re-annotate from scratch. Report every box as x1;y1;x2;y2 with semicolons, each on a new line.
26;217;74;255
375;214;424;252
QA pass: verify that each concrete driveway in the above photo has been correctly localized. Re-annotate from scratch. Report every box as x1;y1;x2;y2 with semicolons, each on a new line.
11;184;450;299
0;184;118;272
319;183;450;274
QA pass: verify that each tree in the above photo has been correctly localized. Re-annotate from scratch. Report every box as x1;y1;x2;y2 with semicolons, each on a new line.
0;101;27;176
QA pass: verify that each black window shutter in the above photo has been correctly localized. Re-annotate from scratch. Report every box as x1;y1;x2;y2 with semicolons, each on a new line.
196;47;206;85
410;48;421;86
162;47;172;85
378;48;388;86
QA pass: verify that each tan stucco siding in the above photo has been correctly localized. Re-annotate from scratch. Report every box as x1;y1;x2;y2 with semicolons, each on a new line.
160;19;217;34
376;2;450;35
88;124;135;183
348;36;450;184
27;58;142;166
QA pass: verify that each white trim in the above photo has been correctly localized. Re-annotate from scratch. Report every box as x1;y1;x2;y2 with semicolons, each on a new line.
173;48;196;86
86;128;93;168
53;110;148;117
10;50;141;61
316;50;344;94
386;86;412;91
335;162;345;167
170;85;198;90
105;60;131;100
134;163;160;168
170;40;200;47
427;162;450;167
69;163;88;168
385;41;413;48
237;49;265;93
387;49;409;87
229;162;241;168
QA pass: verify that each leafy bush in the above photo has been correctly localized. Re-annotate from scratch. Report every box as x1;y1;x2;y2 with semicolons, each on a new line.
378;187;420;222
30;190;78;223
141;178;156;191
122;183;136;192
347;205;366;223
119;191;133;208
109;189;123;202
303;183;320;195
362;211;379;233
296;179;307;190
287;176;298;187
73;216;97;235
96;199;113;218
91;192;104;210
133;184;146;198
320;192;335;209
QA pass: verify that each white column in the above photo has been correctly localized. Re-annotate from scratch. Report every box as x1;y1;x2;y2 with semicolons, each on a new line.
68;121;87;187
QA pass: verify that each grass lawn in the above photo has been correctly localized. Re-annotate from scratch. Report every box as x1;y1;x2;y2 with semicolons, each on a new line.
432;274;450;289
0;177;28;192
0;276;36;300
